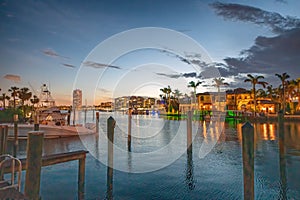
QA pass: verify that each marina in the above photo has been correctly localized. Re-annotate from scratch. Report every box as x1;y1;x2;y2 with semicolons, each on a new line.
2;111;300;199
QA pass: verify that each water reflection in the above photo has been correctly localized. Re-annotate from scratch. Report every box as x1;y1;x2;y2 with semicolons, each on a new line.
4;113;300;199
185;148;195;190
278;119;287;200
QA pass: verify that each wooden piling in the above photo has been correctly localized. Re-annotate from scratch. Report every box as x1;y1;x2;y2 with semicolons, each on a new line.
24;131;44;200
96;112;99;134
0;125;8;155
242;122;254;200
13;114;18;146
33;110;39;131
107;116;115;200
128;108;132;152
0;125;8;180
78;155;86;200
187;110;192;151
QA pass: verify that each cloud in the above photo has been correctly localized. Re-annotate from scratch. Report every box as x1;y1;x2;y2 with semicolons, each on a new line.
224;28;300;78
155;72;201;79
3;74;21;82
42;49;69;59
210;2;300;33
83;61;121;69
160;49;191;65
210;2;300;84
97;88;111;93
61;63;76;68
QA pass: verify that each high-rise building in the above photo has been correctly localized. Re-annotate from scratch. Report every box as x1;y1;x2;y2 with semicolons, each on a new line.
73;89;82;108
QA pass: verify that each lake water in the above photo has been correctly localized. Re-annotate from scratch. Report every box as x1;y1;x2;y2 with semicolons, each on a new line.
6;111;300;199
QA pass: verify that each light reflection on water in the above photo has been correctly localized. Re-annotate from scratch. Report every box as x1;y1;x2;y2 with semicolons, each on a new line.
6;112;300;199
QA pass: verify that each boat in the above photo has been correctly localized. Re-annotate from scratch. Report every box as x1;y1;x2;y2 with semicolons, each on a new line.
37;84;69;126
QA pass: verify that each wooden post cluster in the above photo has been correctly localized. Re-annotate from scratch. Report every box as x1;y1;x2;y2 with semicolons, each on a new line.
242;122;254;200
24;131;44;200
107;116;115;200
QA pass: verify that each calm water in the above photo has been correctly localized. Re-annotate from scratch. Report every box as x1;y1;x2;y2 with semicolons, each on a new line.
6;111;300;199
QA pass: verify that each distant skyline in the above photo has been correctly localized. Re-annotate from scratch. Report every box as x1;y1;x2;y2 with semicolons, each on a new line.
0;0;299;105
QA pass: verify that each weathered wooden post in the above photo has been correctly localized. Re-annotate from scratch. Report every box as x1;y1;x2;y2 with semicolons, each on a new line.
107;116;115;200
128;108;132;152
96;112;99;134
24;131;44;200
67;109;71;125
73;107;76;126
187;110;192;152
278;110;287;199
84;108;87;125
78;154;86;200
0;125;8;155
242;122;254;200
0;125;8;180
92;108;95;121
34;110;39;131
13;114;18;146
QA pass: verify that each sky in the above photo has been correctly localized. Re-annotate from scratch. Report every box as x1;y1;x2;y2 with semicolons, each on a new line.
0;0;300;105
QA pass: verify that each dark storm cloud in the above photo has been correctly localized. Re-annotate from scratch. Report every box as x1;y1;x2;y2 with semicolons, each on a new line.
210;2;300;33
210;2;300;80
83;61;121;69
224;28;300;77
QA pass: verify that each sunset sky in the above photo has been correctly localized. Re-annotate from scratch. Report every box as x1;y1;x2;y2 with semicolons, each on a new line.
1;0;300;105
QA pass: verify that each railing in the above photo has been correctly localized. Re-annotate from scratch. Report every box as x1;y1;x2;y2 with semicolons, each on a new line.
0;154;22;192
1;150;88;200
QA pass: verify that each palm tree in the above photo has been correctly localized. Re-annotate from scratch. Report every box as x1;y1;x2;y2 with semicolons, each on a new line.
160;86;172;112
188;81;202;107
244;74;268;115
30;95;39;107
8;86;20;109
256;89;267;98
0;93;10;109
213;78;229;93
18;87;32;117
275;73;290;114
266;85;275;100
173;89;182;100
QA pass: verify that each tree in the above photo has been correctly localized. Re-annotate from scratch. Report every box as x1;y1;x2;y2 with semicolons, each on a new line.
160;86;172;112
0;93;10;109
18;87;32;117
8;86;20;109
266;85;276;100
30;95;40;108
188;81;202;107
213;78;229;110
173;89;182;100
244;74;268;114
275;73;290;114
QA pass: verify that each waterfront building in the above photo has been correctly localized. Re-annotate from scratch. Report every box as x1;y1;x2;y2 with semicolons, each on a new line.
73;89;82;109
114;96;157;113
226;88;277;113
